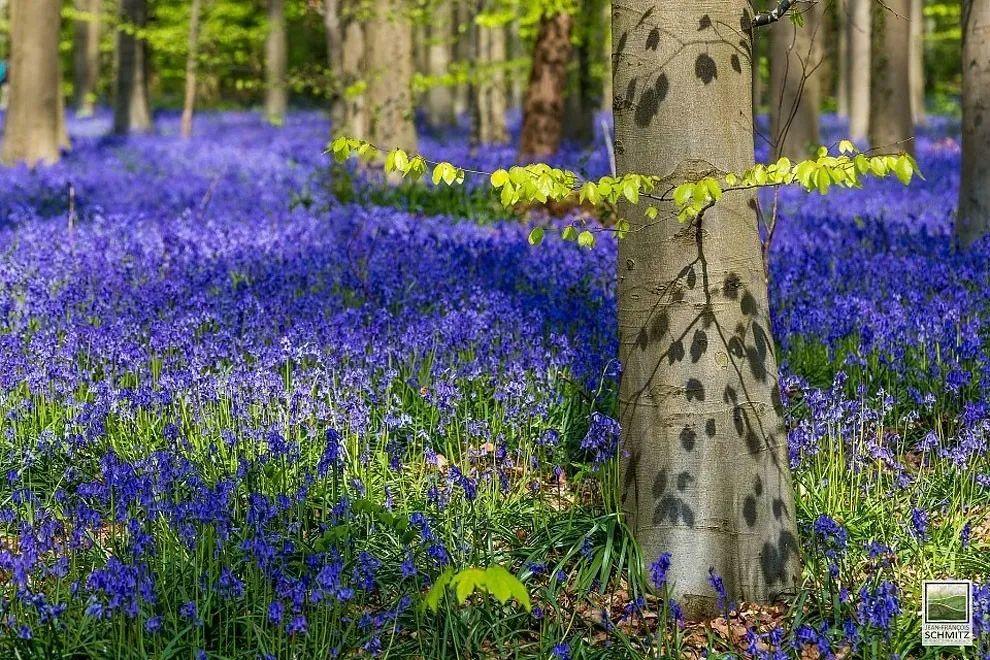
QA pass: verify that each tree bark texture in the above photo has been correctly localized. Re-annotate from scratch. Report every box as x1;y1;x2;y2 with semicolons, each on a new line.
847;0;871;142
72;0;100;116
425;0;456;128
336;12;368;138
2;0;64;165
114;0;152;134
324;0;344;130
265;0;288;125
365;0;417;151
180;0;203;138
958;0;990;248
472;19;508;145
613;0;800;619
836;0;849;117
909;0;926;125
518;12;572;159
869;0;914;155
768;2;824;159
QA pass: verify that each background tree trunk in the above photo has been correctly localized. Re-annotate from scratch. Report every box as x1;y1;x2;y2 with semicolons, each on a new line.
180;0;203;138
518;12;572;159
613;0;800;618
425;0;455;128
847;0;871;142
365;0;417;151
2;0;64;165
324;0;344;131
265;0;288;125
768;3;824;159
909;0;926;126
72;0;100;116
114;0;152;134
869;0;914;155
836;0;849;117
471;19;508;144
336;11;367;138
957;0;990;247
564;1;596;144
453;0;471;117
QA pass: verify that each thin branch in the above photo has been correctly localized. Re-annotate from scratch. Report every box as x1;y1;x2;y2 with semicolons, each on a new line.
752;0;799;28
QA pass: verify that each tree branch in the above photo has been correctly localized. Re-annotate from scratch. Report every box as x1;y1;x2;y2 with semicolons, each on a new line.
752;0;798;28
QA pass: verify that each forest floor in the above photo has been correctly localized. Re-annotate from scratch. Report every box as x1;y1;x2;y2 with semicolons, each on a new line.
0;110;987;658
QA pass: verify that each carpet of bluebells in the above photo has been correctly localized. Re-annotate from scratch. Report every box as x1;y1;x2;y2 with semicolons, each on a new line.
0;109;988;659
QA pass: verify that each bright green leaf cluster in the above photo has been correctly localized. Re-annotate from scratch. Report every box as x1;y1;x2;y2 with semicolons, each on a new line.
422;565;532;613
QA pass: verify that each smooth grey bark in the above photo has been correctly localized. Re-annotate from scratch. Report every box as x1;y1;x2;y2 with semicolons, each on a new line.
72;0;100;116
180;0;203;139
2;0;64;165
869;0;914;155
336;12;367;138
836;0;849;117
471;18;508;145
324;0;344;130
613;0;799;619
847;0;871;142
265;0;288;125
957;0;990;247
114;0;152;134
768;2;824;159
453;0;471;117
909;0;926;125
425;0;456;128
365;0;417;151
564;0;597;144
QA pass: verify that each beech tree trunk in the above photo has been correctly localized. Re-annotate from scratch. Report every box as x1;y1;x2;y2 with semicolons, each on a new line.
365;0;417;151
114;0;152;134
613;0;800;618
564;1;596;144
768;2;824;159
958;0;990;247
909;0;926;126
324;0;344;130
336;12;367;138
265;0;288;125
471;19;508;145
180;0;203;138
2;0;64;166
518;12;572;159
425;0;455;128
836;0;849;117
847;0;871;142
72;0;100;116
869;0;914;155
453;0;471;117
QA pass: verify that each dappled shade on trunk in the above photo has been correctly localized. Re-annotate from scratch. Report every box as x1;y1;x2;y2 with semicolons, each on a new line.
613;0;800;619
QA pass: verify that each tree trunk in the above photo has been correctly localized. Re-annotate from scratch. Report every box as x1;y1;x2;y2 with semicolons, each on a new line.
600;0;612;114
425;0;455;128
847;0;871;142
768;2;824;159
2;0;64;165
114;0;152;134
324;0;344;130
72;0;100;116
472;18;508;145
453;0;471;117
957;0;990;248
869;0;914;155
518;12;572;159
265;0;288;125
613;0;800;618
336;11;367;138
180;0;203;139
365;0;417;151
909;0;926;126
564;3;596;145
836;0;849;117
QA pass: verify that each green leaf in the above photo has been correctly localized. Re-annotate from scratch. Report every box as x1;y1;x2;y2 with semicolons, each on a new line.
483;566;531;611
528;227;545;246
453;568;486;604
673;183;693;207
561;226;578;242
490;169;509;188
577;230;596;248
644;206;659;219
422;568;455;613
838;139;856;155
893;155;913;185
